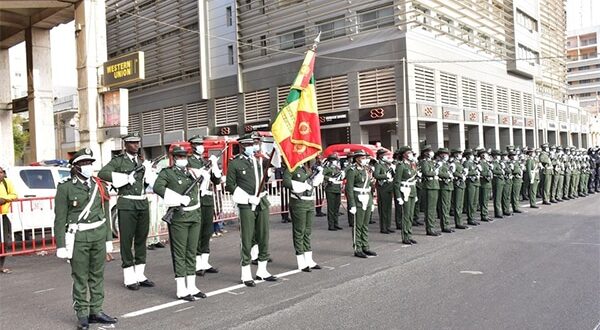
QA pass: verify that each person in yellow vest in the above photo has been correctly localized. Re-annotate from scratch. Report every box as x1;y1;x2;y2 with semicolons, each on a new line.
0;164;17;274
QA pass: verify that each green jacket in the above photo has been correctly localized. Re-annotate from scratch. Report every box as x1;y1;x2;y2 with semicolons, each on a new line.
479;161;492;188
418;159;440;190
464;160;480;186
54;177;111;248
393;160;417;198
373;160;394;192
539;152;553;175
511;159;524;183
188;155;222;206
225;154;270;209
452;160;466;189
283;166;314;204
98;153;149;210
438;161;454;191
322;165;342;193
153;166;201;223
525;158;540;182
344;164;373;209
491;160;505;181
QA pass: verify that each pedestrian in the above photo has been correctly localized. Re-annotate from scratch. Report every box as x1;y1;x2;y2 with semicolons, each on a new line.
98;132;155;290
54;148;117;330
314;156;327;217
478;149;493;222
188;135;222;276
508;150;524;213
373;149;395;234
225;132;277;287
0;164;17;274
322;153;343;231
418;145;441;236
539;143;553;205
153;145;206;301
393;146;419;245
436;148;454;233
524;147;540;208
490;150;505;219
345;150;377;258
501;150;513;216
283;161;323;272
462;149;480;226
450;149;469;229
276;166;291;223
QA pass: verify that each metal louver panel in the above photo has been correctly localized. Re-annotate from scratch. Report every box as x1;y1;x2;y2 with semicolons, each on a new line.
415;66;435;103
569;112;578;124
215;95;238;126
129;113;141;133
244;89;271;123
142;109;161;134
510;90;522;116
480;83;494;112
523;93;534;117
186;101;209;129
277;85;291;110
163;105;184;131
316;75;349;113
496;87;509;113
546;107;556;121
358;67;396;107
558;109;568;123
536;104;543;119
440;72;457;106
462;78;477;109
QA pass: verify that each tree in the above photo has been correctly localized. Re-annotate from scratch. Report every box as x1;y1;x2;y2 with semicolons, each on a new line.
13;116;29;161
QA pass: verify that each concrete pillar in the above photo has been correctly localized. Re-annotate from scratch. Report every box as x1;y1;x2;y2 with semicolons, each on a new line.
484;126;495;150
0;49;14;166
25;27;56;162
75;0;108;168
425;121;441;150
447;123;462;150
467;125;481;149
347;72;362;144
499;127;510;149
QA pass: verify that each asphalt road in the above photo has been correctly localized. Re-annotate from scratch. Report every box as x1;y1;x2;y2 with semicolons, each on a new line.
1;195;599;330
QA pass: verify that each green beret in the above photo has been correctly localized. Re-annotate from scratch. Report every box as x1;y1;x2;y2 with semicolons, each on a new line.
463;148;473;156
450;148;462;155
398;146;412;155
352;150;368;158
421;145;433;152
70;147;95;165
327;153;339;161
123;132;141;143
437;147;449;154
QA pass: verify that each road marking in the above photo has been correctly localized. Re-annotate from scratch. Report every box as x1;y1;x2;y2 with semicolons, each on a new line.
33;288;55;294
174;306;194;313
570;242;600;246
322;266;335;270
339;263;350;268
98;325;115;330
593;320;600;330
226;291;244;295
460;271;483;275
122;269;301;319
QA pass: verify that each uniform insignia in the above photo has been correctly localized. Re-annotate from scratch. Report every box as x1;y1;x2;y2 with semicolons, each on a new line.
72;200;78;207
178;180;182;184
242;170;246;175
85;148;91;154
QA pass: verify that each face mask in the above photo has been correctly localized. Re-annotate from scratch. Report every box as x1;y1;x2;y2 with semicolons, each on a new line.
441;155;449;162
175;159;188;168
195;145;204;155
244;145;257;157
456;155;463;160
331;160;339;167
468;155;474;161
360;158;369;166
80;165;94;178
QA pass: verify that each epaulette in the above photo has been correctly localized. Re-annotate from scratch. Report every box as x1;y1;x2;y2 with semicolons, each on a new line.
112;153;126;159
58;177;72;185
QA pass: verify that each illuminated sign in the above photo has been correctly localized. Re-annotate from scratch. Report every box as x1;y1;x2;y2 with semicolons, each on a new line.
358;104;396;122
103;52;145;88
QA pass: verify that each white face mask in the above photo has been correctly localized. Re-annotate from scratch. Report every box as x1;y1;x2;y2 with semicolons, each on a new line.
441;155;449;162
195;145;204;155
175;159;188;168
244;145;257;157
468;155;474;161
80;165;94;178
456;154;463;160
360;158;369;166
426;151;434;159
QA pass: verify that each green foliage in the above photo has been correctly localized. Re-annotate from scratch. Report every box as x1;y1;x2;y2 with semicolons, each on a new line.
13;116;29;161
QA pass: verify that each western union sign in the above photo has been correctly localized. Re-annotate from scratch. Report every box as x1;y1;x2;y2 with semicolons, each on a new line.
103;51;145;87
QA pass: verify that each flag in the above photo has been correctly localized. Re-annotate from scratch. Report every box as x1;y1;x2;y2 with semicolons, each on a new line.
271;49;322;171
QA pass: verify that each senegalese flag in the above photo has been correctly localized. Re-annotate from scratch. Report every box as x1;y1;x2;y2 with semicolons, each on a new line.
271;49;322;171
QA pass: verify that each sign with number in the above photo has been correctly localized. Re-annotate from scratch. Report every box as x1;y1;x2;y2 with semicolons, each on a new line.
358;105;396;122
216;124;238;136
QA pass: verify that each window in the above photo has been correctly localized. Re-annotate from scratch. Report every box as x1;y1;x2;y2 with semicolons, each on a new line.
244;89;271;122
462;78;477;109
317;16;346;41
440;72;457;106
316;75;349;113
228;45;234;65
260;35;267;56
516;9;538;32
496;87;508;113
415;66;435;103
187;101;209;128
58;169;71;181
517;44;539;66
480;83;494;112
215;95;238;126
278;27;305;50
358;4;394;32
226;6;232;26
358;67;396;107
20;170;55;189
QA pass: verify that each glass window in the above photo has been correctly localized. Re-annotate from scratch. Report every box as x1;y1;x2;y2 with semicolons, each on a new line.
317;16;346;41
20;170;55;189
228;45;234;65
278;28;305;50
358;4;394;32
226;6;232;26
58;170;71;182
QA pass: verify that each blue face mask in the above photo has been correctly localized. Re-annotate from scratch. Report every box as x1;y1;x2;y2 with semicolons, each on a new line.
244;145;257;157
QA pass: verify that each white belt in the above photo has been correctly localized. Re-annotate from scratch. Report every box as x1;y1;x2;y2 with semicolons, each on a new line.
353;187;370;193
201;190;214;196
182;203;201;212
290;195;315;201
71;218;106;232
401;181;416;187
121;195;147;200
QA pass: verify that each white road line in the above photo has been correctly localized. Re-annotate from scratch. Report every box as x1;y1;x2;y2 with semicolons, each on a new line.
459;270;483;275
122;269;301;319
322;266;335;270
593;320;600;330
570;242;600;246
339;263;350;268
33;288;55;294
174;306;194;313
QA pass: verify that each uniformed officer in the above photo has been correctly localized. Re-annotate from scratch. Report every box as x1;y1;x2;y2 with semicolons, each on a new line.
490;150;505;219
478;149;493;222
98;132;155;290
549;146;560;203
393;146;418;245
463;149;480;226
345;150;377;258
418;145;441;236
524;147;540;208
283;161;323;271
450;149;468;229
563;147;573;200
392;149;403;230
501;150;513;216
508;150;524;213
539;143;553;205
436;148;454;233
153;145;205;301
374;149;395;234
188;135;222;276
54;148;117;330
322;153;344;231
225;133;277;286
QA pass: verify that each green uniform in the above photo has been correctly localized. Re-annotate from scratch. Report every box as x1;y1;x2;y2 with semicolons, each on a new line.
188;155;222;271
323;164;343;229
393;160;417;241
345;164;373;252
153;166;202;278
555;160;564;201
225;154;271;266
510;158;524;212
419;158;440;233
98;153;150;282
54;177;112;318
550;156;560;202
572;160;581;198
539;151;553;203
563;157;572;199
479;160;493;220
283;166;317;255
501;159;512;215
437;161;453;231
344;166;355;227
451;159;466;227
374;160;395;232
464;159;480;224
491;159;505;217
525;156;540;206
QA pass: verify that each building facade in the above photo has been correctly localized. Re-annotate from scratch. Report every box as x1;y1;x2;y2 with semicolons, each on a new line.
567;25;600;113
104;0;590;157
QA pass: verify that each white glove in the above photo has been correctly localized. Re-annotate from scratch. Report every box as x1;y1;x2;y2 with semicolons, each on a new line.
312;173;324;186
415;196;418;202
386;172;393;180
105;241;114;253
248;195;261;206
371;204;376;212
180;195;191;206
396;198;404;205
56;248;69;259
349;207;357;215
259;191;268;198
304;182;313;191
209;154;219;164
128;172;136;185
